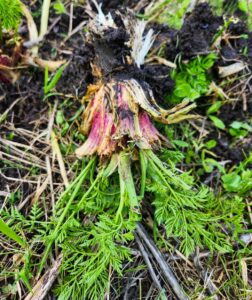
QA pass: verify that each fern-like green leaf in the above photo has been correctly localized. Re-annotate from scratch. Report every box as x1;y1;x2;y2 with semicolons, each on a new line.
0;0;22;31
142;149;245;256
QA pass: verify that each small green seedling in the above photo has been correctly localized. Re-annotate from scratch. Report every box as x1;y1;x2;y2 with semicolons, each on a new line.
170;53;217;103
43;64;66;98
222;169;252;194
229;121;252;138
207;101;225;130
53;0;66;14
209;115;226;130
0;217;27;248
222;153;252;194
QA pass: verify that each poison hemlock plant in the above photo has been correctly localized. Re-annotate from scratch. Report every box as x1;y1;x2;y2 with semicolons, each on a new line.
34;7;247;299
144;150;244;256
0;203;46;293
55;214;136;299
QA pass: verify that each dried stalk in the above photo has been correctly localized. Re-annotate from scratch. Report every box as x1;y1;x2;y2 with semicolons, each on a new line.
25;255;62;300
135;232;164;293
136;223;189;300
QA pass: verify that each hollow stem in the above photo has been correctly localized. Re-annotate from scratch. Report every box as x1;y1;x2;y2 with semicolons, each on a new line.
139;150;147;199
40;0;51;39
116;151;138;223
144;149;191;189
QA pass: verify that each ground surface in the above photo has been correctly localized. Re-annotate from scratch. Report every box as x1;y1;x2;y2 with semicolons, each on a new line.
0;0;252;299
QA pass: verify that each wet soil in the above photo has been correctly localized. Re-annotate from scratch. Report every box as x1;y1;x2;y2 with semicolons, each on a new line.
166;3;223;60
97;0;144;12
208;99;252;164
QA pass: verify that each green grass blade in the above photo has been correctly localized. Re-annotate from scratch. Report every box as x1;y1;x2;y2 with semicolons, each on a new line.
0;217;27;248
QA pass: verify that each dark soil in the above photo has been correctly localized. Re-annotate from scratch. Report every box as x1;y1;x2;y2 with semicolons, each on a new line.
248;32;252;63
220;20;249;67
208;99;252;164
161;3;252;165
166;3;223;60
96;0;145;12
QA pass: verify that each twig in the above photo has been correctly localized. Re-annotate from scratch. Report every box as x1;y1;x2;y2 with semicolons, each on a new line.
24;255;62;300
136;223;189;300
0;191;10;197
133;0;149;12
32;176;50;204
135;232;164;293
0;151;55;172
46;102;58;210
145;56;177;68
193;249;219;300
218;62;247;78
186;0;198;13
20;3;39;55
51;131;69;188
46;156;55;210
68;2;74;36
0;97;24;125
63;20;87;43
145;281;156;300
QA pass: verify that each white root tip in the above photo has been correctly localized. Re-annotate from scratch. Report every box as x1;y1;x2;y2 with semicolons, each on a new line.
131;21;155;68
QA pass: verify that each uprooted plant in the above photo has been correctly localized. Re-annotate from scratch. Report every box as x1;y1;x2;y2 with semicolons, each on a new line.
0;3;248;300
27;5;246;299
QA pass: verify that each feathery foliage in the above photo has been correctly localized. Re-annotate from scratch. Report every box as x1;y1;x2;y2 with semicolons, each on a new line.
34;154;140;299
0;0;22;33
141;149;245;257
55;215;136;300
